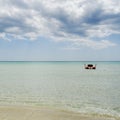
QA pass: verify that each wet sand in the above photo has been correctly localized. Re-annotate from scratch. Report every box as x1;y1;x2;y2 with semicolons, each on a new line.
0;106;118;120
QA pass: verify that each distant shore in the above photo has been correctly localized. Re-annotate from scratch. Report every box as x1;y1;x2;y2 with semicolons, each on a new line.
0;105;118;120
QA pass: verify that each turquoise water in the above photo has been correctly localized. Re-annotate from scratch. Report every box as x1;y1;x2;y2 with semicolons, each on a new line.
0;61;120;117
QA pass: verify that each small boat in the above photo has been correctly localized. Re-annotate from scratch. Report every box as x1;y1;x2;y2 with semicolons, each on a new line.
84;64;96;69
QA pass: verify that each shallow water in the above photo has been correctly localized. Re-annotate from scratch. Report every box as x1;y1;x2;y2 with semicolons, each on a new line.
0;61;120;117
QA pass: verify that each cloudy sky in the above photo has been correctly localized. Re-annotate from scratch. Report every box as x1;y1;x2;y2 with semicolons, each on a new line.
0;0;120;61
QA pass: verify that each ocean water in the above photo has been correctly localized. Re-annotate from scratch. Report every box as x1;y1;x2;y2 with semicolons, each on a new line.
0;61;120;118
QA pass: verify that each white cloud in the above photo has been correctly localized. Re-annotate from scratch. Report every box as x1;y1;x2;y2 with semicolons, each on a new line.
0;0;119;49
62;37;116;50
5;27;21;33
80;39;116;49
0;33;11;41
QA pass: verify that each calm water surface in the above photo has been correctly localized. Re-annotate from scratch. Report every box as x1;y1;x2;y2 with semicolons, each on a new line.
0;61;120;117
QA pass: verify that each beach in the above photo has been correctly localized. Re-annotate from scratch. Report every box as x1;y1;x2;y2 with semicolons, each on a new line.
0;0;120;119
0;105;118;120
0;61;120;119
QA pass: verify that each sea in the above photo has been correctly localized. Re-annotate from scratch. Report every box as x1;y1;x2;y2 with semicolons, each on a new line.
0;61;120;118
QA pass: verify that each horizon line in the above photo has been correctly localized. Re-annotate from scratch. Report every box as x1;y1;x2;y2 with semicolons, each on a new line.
0;60;120;62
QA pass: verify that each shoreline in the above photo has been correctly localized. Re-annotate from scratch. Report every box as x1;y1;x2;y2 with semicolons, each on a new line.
0;105;119;120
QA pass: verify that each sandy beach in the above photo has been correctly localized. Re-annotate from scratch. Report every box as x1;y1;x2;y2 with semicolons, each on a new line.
0;106;118;120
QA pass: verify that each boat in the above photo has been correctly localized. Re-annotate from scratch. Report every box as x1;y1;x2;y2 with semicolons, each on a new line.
84;64;96;69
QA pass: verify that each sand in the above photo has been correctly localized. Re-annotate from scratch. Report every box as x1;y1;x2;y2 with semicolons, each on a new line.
0;106;119;120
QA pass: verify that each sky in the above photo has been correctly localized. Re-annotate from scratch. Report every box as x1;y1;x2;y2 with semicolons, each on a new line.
0;0;120;61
